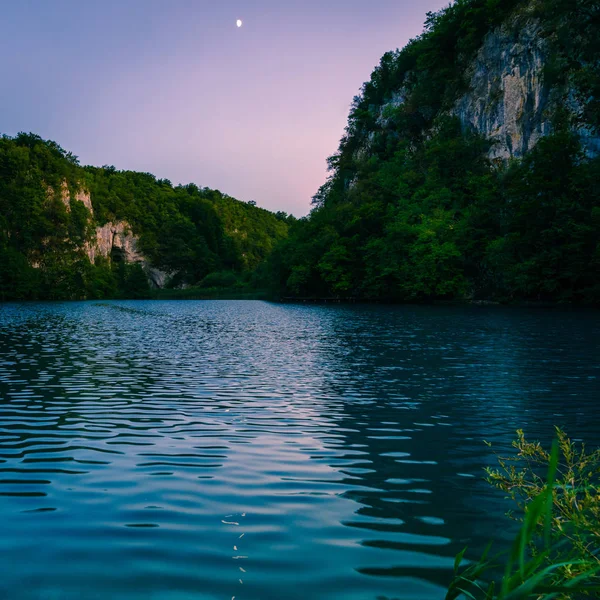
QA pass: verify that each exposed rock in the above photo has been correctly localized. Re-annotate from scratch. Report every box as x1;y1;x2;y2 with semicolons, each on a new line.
85;221;170;289
145;266;171;289
74;189;94;213
453;19;551;160
43;179;195;290
364;14;598;164
47;180;94;214
377;88;408;128
452;17;598;160
86;221;141;264
47;180;170;287
35;183;169;287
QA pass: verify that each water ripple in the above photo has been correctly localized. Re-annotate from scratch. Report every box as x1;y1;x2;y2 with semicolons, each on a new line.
0;300;599;599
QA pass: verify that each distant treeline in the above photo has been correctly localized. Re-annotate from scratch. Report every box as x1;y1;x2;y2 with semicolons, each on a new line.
0;133;291;300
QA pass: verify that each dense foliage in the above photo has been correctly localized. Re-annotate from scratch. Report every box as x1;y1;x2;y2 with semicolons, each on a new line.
267;0;600;303
2;0;599;303
447;430;600;599
0;133;289;300
487;429;600;586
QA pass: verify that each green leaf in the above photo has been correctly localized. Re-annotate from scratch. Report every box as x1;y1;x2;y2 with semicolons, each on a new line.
454;547;467;573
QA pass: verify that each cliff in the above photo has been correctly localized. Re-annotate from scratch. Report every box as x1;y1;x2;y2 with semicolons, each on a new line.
453;16;598;160
370;4;599;163
452;18;552;160
270;0;600;304
46;180;169;289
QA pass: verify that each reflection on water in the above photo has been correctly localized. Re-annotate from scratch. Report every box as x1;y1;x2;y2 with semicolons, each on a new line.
0;300;598;600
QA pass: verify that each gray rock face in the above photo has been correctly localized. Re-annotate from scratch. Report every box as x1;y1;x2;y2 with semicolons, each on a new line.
369;14;598;163
145;266;171;289
41;179;170;288
86;221;144;264
453;19;551;160
377;89;409;128
74;189;94;213
576;117;600;159
452;17;598;160
86;221;170;289
48;180;95;213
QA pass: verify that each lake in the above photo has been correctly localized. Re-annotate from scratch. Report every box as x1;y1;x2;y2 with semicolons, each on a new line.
0;300;598;600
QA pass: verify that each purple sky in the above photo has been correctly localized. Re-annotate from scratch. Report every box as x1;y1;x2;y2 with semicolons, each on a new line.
1;0;449;215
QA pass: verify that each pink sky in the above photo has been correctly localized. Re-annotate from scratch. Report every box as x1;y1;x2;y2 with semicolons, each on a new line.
1;0;449;215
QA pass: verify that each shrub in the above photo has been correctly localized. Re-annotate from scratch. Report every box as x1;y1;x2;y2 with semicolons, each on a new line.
447;429;600;599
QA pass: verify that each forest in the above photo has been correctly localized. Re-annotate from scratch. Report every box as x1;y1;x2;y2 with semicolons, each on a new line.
1;0;599;304
267;0;600;304
0;133;290;300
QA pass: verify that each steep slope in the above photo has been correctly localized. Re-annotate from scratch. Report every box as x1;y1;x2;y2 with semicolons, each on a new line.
270;0;600;303
0;134;289;300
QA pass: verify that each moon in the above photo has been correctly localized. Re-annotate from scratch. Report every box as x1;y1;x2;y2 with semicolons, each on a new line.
236;19;243;28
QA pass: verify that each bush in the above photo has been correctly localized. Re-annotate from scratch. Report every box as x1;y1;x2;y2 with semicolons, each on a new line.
447;429;600;599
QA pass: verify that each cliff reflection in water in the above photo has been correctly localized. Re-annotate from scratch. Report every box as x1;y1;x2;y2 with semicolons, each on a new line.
0;301;598;600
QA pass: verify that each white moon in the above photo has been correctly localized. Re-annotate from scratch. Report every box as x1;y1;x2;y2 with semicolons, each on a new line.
236;19;243;28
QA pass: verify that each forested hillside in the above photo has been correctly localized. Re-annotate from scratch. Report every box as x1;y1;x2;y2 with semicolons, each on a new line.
268;0;600;303
2;0;599;304
0;133;289;300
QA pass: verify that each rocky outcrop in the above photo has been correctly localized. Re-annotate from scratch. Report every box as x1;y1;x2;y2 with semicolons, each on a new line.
46;179;169;288
453;17;598;160
145;266;171;288
366;13;599;164
85;221;170;288
86;221;144;264
74;189;94;213
378;89;409;128
453;19;551;160
47;180;94;213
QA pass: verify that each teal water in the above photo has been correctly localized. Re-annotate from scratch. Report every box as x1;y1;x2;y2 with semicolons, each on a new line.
0;301;598;600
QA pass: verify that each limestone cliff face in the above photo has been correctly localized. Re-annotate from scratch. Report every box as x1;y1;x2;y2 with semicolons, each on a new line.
85;221;169;288
452;19;551;160
48;180;94;213
46;179;168;288
452;18;598;160
370;13;599;163
86;221;144;264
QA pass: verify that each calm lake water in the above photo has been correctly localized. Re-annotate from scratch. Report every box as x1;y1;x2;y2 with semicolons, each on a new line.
0;300;598;600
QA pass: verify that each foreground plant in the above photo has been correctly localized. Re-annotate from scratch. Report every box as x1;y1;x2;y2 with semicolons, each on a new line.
446;429;600;599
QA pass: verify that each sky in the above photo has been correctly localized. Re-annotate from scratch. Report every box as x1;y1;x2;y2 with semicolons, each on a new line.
1;0;449;216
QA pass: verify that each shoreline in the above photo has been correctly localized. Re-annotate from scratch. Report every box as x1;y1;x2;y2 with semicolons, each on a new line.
1;295;598;310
